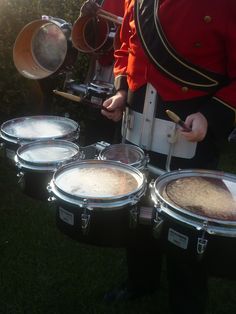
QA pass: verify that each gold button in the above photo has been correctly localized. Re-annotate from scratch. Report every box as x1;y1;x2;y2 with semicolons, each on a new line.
204;15;212;23
181;86;189;93
194;42;202;48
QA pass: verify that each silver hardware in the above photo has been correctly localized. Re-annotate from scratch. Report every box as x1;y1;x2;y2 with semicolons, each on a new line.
165;124;177;172
81;199;91;235
17;171;25;189
153;206;164;239
17;171;24;183
197;221;208;255
48;196;56;202
95;141;111;152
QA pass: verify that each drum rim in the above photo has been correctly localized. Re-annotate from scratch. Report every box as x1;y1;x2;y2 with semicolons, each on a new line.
31;22;68;73
88;81;114;94
0;115;79;144
15;139;80;171
152;169;236;227
99;143;146;170
49;159;147;209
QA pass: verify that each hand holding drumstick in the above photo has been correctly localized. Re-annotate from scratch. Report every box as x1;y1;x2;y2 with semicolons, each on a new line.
166;110;208;142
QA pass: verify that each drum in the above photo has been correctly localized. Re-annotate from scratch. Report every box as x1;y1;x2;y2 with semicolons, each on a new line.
48;159;147;247
99;143;148;171
15;140;80;200
151;169;236;277
0;115;79;162
13;17;78;79
85;80;114;107
72;15;115;54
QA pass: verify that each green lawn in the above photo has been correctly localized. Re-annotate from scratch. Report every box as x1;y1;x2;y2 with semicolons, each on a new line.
0;142;236;314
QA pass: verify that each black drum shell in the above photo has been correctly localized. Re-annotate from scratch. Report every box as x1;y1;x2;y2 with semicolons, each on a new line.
55;199;137;248
151;169;236;279
159;212;236;279
49;159;147;247
18;169;54;201
15;139;81;201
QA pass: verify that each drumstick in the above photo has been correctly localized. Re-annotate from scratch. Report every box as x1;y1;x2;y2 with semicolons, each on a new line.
97;9;123;25
165;110;191;132
53;90;82;102
98;8;122;20
53;90;113;112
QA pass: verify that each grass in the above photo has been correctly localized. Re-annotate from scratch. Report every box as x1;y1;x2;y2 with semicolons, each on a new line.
0;141;236;314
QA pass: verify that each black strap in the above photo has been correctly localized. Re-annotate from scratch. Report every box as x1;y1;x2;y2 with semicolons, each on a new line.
134;0;228;93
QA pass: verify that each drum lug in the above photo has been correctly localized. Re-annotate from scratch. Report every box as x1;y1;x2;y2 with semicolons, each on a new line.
145;153;150;167
17;171;24;181
17;171;25;189
79;151;86;160
153;207;164;239
81;199;91;235
15;161;21;168
48;196;56;202
129;204;139;229
197;238;208;255
16;138;23;146
197;221;208;255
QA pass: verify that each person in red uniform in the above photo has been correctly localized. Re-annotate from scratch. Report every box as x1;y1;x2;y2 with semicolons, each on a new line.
102;1;236;313
78;0;124;145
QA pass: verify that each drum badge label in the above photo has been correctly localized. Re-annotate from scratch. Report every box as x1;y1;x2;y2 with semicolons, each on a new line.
168;228;189;250
59;207;74;226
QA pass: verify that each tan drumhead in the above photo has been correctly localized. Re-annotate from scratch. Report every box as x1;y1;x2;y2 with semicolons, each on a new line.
164;176;236;221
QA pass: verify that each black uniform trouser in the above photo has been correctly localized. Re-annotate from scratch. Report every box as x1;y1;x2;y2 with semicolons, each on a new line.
124;87;227;314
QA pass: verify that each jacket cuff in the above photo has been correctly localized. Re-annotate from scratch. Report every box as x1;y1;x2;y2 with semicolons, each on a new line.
114;75;128;92
199;97;236;138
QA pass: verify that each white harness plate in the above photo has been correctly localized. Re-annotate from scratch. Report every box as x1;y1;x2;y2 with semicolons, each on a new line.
122;84;197;159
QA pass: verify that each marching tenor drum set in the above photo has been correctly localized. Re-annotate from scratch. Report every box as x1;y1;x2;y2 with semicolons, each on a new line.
1;4;236;276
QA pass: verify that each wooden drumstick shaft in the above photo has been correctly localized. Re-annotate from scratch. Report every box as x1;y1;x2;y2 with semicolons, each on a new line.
98;8;122;19
53;90;82;102
53;90;113;112
97;13;123;25
97;9;123;25
166;110;191;132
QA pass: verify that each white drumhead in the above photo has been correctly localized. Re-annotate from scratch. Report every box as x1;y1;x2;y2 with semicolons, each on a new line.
17;140;79;164
1;116;78;142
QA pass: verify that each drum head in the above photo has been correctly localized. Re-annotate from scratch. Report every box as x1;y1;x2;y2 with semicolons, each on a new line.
16;140;80;170
1;116;79;144
99;144;145;170
32;23;67;72
153;170;236;223
13;20;68;79
50;160;146;208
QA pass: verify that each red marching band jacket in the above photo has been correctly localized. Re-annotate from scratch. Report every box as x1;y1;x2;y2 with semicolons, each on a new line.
101;0;124;17
114;0;236;130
